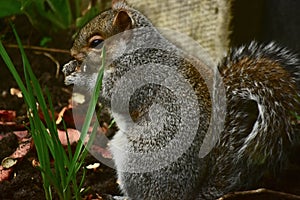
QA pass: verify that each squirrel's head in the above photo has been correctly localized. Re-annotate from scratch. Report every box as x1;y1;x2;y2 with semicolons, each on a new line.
70;0;153;61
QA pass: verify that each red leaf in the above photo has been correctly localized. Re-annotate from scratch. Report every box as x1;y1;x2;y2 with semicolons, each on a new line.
0;110;16;125
0;137;32;182
57;129;80;146
0;166;13;181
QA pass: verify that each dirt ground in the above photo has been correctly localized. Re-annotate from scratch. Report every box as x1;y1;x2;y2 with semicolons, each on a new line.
0;16;120;199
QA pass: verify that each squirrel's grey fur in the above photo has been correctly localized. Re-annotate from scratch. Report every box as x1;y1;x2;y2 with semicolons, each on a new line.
63;1;300;199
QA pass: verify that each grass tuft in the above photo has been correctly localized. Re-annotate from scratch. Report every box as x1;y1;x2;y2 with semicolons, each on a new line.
0;24;105;200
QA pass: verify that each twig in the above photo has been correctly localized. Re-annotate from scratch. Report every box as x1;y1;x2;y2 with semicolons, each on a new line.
35;52;61;79
218;188;300;200
4;44;70;54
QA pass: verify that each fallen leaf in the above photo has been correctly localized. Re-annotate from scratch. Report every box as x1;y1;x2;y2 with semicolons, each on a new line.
10;88;23;98
0;137;32;182
56;106;68;124
0;110;16;125
91;145;112;159
1;157;18;169
13;130;30;139
10;139;32;159
57;129;80;145
31;159;40;168
86;162;100;170
59;107;75;128
0;166;13;181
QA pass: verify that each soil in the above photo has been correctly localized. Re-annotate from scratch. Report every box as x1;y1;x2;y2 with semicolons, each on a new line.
1;14;300;200
0;16;120;199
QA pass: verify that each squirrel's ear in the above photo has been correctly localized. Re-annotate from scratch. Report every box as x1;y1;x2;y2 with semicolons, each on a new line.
113;10;133;31
112;0;128;8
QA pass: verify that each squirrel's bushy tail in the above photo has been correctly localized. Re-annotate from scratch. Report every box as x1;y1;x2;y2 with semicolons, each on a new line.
221;41;300;161
202;42;300;198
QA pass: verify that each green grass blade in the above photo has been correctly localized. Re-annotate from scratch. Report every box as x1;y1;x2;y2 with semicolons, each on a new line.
2;24;105;200
66;47;106;185
9;25;68;198
79;121;98;164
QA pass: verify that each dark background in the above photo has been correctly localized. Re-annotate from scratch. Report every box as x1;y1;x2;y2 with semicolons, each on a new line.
231;0;300;54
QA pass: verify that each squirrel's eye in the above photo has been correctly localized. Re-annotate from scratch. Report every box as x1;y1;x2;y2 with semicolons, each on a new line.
89;39;104;49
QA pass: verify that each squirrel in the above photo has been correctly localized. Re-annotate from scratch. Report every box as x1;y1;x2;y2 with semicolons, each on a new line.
62;0;300;199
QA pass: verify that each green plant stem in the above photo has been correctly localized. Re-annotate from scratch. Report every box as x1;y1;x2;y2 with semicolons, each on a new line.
0;25;105;200
75;0;81;19
66;47;105;188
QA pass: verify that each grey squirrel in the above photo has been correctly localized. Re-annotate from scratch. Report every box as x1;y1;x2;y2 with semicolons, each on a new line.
62;1;300;199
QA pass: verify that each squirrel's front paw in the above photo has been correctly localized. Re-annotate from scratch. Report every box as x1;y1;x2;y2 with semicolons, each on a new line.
62;60;79;76
65;72;81;86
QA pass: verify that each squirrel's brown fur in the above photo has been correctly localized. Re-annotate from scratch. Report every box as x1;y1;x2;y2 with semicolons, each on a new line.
63;1;300;199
